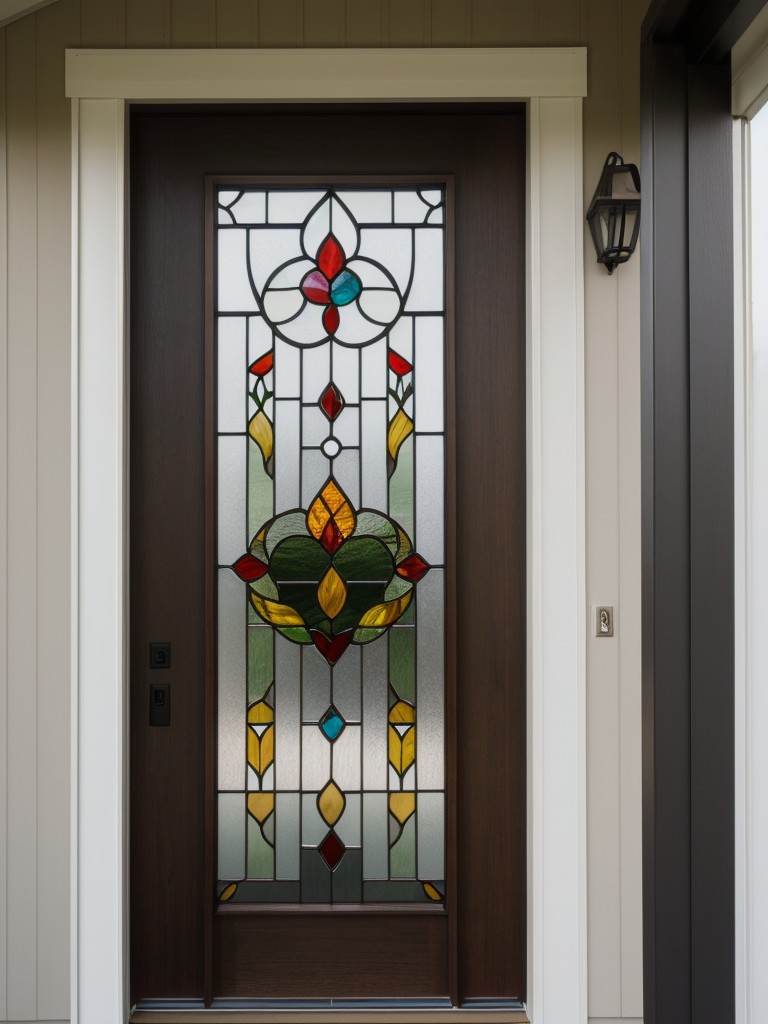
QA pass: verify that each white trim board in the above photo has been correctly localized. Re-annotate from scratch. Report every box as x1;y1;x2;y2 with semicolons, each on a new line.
65;47;587;102
66;48;587;1024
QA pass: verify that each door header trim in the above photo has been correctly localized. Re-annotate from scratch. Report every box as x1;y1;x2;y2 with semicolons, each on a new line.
65;47;587;102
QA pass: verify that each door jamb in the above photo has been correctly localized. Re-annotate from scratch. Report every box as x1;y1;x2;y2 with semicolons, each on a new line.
65;47;588;1024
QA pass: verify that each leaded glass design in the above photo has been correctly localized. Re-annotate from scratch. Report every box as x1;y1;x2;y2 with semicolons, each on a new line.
215;186;446;905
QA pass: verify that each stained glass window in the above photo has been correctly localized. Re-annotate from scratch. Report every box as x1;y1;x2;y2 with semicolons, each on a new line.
215;186;446;905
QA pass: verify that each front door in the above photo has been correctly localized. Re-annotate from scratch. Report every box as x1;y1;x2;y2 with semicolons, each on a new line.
129;107;526;1008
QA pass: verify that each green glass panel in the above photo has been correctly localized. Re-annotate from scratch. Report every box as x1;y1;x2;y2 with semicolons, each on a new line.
390;814;416;878
247;817;274;879
248;628;273;703
333;536;393;582
389;627;415;703
271;535;330;581
248;438;273;538
388;434;414;539
363;879;430;903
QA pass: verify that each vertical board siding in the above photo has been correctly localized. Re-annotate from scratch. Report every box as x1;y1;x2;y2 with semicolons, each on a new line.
258;0;301;47
127;0;171;47
79;0;126;47
344;0;384;46
171;0;214;46
302;0;344;48
215;0;255;47
582;0;623;1018
0;1;643;1019
5;13;38;1020
386;0;430;46
35;1;77;1017
0;22;8;1024
470;0;539;46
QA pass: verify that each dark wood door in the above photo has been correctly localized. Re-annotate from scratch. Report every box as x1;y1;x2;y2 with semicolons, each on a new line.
130;107;526;1008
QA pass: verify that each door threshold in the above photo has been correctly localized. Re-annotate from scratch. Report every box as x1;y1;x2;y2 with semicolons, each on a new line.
131;998;529;1024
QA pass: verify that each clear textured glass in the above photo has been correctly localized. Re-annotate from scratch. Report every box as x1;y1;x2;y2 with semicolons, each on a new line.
363;793;389;878
301;725;331;790
331;724;361;791
415;435;444;564
218;229;259;312
275;793;301;879
274;637;301;789
414;317;444;432
274;399;301;513
218;569;246;790
218;794;246;878
218;317;247;433
405;228;444;313
416;569;444;790
362;642;388;790
361;338;387;398
217;435;247;564
268;190;326;224
229;190;267;224
360;400;388;510
417;792;445;880
394;189;430;223
330;343;360;404
336;190;392;224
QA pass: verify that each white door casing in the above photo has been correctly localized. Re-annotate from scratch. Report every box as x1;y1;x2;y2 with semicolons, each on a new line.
65;47;587;1024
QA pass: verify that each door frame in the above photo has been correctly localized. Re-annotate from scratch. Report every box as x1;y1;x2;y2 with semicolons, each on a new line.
65;47;587;1024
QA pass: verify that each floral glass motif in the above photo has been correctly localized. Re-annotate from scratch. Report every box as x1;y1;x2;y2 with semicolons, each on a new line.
216;186;446;905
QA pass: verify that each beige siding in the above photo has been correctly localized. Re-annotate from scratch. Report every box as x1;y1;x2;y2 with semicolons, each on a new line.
0;1;645;1020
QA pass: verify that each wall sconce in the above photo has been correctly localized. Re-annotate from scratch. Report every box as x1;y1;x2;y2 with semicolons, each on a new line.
586;152;641;274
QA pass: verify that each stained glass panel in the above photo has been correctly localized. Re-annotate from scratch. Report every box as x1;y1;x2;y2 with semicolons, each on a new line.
215;185;446;905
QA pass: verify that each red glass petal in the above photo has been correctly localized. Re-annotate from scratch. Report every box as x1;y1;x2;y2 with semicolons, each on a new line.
318;831;346;870
248;351;274;377
301;269;331;305
396;553;431;582
321;517;344;554
388;351;413;376
311;629;354;666
317;235;345;279
320;382;345;421
232;553;269;582
323;304;340;335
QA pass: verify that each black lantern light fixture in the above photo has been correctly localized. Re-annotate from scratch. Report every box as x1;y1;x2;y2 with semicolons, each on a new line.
586;152;641;274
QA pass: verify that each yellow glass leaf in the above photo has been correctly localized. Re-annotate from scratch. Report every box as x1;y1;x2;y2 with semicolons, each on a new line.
248;409;273;462
389;792;415;826
307;495;331;540
219;883;238;902
320;479;347;513
389;700;415;724
247;793;274;824
318;780;346;827
317;566;347;619
250;592;304;627
359;591;412;629
334;500;356;539
387;408;414;461
247;723;274;775
248;700;274;724
423;882;443;902
401;725;415;773
259;725;274;773
388;724;402;773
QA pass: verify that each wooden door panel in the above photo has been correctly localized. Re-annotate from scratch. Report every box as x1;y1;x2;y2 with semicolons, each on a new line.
130;108;526;1006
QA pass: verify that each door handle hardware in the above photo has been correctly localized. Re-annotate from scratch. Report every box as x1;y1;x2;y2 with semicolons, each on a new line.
149;682;171;726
